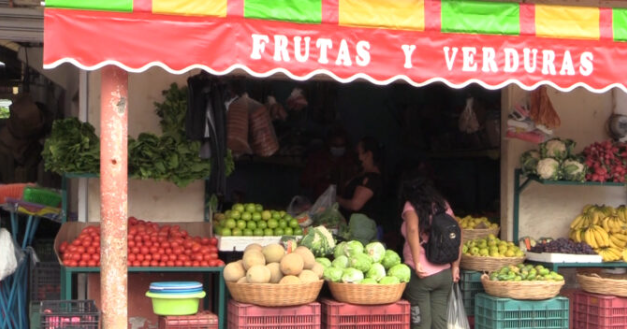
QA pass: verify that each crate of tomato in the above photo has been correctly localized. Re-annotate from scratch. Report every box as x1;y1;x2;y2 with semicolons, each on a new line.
55;217;223;268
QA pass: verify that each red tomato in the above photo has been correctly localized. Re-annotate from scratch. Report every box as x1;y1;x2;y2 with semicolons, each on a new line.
81;253;91;261
128;240;136;248
78;260;88;267
191;243;201;253
209;237;218;246
209;252;218;260
72;253;81;261
208;259;218;267
178;255;188;261
132;261;141;267
161;241;170;249
208;246;218;253
181;231;189;238
166;261;175;267
184;249;192;256
129;227;138;235
144;241;153;247
149;246;158;254
152;254;161;261
59;242;69;253
158;248;165;255
174;260;183;267
76;246;85;254
136;254;145;262
150;260;159;267
92;253;100;261
68;245;77;253
65;260;77;267
141;247;149;254
141;260;150;267
169;254;177;261
192;261;200;267
82;239;92;248
87;260;97;267
183;240;193;249
134;235;142;242
86;246;96;254
184;261;192;267
200;237;210;246
200;261;209;267
145;254;152;261
203;254;213;261
128;254;136;262
192;254;203;262
215;260;225;266
159;261;166;267
170;241;180;249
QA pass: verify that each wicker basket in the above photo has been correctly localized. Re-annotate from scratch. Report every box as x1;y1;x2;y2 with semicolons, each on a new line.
326;281;406;305
460;254;525;272
226;280;323;307
480;274;564;300
577;272;627;297
462;227;500;243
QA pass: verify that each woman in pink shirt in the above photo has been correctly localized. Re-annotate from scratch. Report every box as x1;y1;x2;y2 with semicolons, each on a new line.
400;176;461;329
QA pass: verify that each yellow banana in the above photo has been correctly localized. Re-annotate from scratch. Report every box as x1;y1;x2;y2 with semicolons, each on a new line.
585;229;598;248
602;218;612;233
571;215;584;229
595;226;611;247
610;235;627;248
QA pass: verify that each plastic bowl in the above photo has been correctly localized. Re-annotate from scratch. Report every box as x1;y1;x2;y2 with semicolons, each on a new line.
145;291;206;316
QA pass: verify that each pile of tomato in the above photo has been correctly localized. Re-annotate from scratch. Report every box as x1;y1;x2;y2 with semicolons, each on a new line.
59;217;224;268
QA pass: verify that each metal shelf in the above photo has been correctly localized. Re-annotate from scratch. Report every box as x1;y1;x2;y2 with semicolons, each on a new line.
61;266;226;329
527;260;627;273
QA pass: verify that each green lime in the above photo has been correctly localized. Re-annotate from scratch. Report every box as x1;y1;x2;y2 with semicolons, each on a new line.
232;228;243;236
278;220;288;229
289;219;299;228
284;227;293;236
243;229;253;236
225;219;237;229
274;228;285;236
245;204;256;213
220;228;232;236
293;227;303;235
267;219;278;229
263;228;274;236
257;221;267;229
252;213;262;221
236;220;247;230
272;211;281;220
255;204;263;212
231;211;241;220
262;210;272;221
233;204;245;213
254;228;264;236
224;210;232;218
241;212;252;221
247;221;257;230
279;210;286;218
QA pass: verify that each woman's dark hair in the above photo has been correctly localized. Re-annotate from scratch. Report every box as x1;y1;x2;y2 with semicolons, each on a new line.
359;136;384;168
399;174;447;234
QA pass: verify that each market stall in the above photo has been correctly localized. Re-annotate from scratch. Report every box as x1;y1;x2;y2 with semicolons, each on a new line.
36;0;627;328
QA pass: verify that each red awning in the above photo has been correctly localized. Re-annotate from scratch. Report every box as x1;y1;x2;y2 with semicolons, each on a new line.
44;1;627;92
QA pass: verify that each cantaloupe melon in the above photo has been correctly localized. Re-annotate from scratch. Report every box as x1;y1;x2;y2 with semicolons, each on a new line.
311;262;324;279
279;275;302;284
298;270;319;283
244;243;263;253
242;250;266;270
262;243;286;263
246;265;271;283
294;246;316;269
280;253;304;276
237;277;248;284
266;262;283;284
224;261;246;282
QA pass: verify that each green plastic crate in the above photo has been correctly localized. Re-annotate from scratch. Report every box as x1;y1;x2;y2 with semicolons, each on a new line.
461;270;485;316
22;187;62;207
30;301;41;329
475;293;569;329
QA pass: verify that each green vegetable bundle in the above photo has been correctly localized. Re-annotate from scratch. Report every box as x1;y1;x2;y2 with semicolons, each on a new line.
42;118;100;174
128;133;211;187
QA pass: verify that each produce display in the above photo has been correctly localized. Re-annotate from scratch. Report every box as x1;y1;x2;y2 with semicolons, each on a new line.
528;238;595;255
463;235;525;258
583;140;627;183
569;204;627;262
42;118;100;174
487;264;564;282
520;138;587;182
456;215;499;230
223;243;323;284
213;203;303;237
59;217;224;267
298;225;336;257
319;240;410;284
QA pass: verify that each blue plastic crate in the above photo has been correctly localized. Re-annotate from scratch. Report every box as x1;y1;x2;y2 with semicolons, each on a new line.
475;293;569;329
461;270;485;316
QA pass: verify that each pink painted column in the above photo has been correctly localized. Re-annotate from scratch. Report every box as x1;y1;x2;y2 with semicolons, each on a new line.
100;66;128;329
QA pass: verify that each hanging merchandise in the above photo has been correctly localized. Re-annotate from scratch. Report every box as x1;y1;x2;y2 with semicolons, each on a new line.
286;88;308;112
458;97;480;134
226;95;252;156
0;229;23;281
506;99;548;144
248;97;279;157
266;96;287;122
529;86;561;132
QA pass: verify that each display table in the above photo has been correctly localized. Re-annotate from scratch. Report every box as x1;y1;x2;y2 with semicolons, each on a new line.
527;260;627;273
60;266;226;329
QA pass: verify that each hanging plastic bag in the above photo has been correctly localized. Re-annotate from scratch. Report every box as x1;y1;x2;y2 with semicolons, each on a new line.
287;195;312;217
0;228;24;281
309;185;336;217
447;283;471;329
458;97;480;134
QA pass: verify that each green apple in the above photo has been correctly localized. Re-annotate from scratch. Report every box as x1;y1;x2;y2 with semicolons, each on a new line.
255;204;263;212
262;210;272;221
278;220;288;229
225;219;236;229
243;229;253;236
220;228;232;236
245;203;256;213
236;220;247;230
253;228;264;236
264;228;274;236
272;211;281;220
279;210;286;218
274;228;284;236
293;227;303;235
232;228;243;236
252;213;262;221
267;219;278;229
257;221;267;229
289;219;299;228
241;212;252;221
284;227;293;236
247;221;257;230
231;211;241;220
233;203;245;213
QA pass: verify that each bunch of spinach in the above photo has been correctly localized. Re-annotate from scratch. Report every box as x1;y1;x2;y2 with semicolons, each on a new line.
42;118;100;174
154;83;187;139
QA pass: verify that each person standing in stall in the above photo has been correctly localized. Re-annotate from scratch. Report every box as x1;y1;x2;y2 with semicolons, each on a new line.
400;175;461;329
337;136;384;235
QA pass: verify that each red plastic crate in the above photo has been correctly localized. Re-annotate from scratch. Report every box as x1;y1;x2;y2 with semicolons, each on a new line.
573;290;627;329
159;311;218;329
228;300;320;329
320;298;410;329
560;288;578;329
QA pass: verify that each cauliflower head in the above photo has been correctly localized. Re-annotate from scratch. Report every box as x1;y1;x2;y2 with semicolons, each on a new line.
537;158;561;180
520;150;541;175
540;138;575;160
561;159;587;182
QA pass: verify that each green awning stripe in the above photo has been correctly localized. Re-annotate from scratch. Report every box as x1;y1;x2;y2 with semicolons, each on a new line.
244;0;322;24
46;0;133;12
441;0;520;35
613;9;627;41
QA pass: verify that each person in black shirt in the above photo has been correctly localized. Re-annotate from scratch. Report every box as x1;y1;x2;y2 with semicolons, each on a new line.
337;136;383;227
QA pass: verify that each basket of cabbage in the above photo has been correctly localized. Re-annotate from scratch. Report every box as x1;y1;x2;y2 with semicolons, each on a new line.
320;240;410;304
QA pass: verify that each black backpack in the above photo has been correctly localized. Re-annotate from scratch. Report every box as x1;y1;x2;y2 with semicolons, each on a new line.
423;211;461;265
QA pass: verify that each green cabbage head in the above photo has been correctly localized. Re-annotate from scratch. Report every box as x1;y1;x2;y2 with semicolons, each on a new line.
388;264;411;283
366;263;386;282
323;266;344;282
381;249;401;270
341;268;364;283
332;255;349;269
365;242;385;263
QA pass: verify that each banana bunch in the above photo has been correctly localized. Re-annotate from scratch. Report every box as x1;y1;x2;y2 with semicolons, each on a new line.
602;215;626;234
583;225;610;249
569;229;587;243
609;233;627;248
596;247;623;262
570;214;594;230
